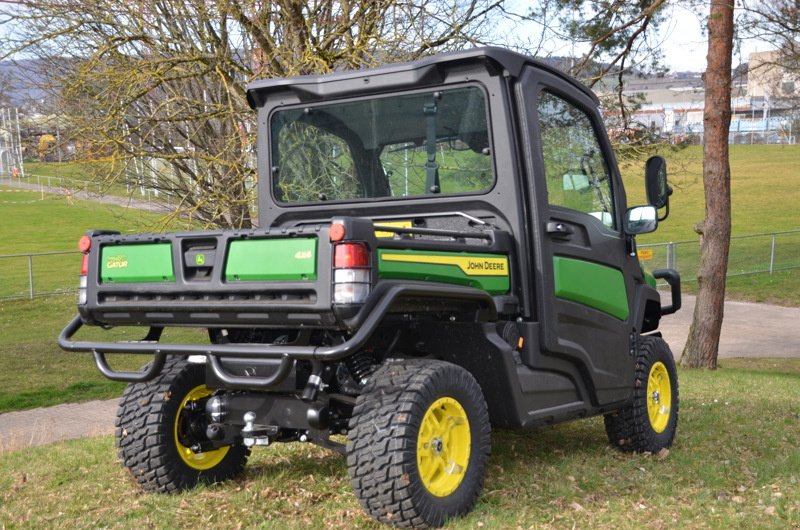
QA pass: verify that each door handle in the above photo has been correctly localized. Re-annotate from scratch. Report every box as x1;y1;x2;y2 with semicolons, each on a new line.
546;222;574;237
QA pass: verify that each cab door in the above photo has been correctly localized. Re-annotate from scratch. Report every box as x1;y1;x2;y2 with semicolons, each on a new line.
519;68;638;406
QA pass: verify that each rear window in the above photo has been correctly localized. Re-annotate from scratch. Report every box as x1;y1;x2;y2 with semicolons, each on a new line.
270;86;493;203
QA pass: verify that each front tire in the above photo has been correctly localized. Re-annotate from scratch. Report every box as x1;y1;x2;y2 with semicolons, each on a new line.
116;357;250;492
347;359;491;528
604;336;679;452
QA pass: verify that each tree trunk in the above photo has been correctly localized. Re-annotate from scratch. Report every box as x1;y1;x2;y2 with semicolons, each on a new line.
681;0;734;369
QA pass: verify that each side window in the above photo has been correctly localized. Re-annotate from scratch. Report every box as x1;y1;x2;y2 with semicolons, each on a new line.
537;91;616;229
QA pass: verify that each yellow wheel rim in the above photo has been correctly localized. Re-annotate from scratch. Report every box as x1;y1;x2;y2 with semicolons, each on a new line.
647;362;672;434
174;385;229;471
416;397;471;497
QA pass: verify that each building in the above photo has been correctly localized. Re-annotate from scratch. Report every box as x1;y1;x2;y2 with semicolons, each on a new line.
610;51;799;145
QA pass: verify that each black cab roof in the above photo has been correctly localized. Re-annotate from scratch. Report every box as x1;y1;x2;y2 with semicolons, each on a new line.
246;46;598;109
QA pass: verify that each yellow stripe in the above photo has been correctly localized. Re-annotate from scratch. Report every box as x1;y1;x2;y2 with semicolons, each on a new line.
374;221;413;238
381;253;509;276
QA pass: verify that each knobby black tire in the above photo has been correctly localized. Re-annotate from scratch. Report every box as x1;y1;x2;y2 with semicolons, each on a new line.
346;359;491;529
604;335;679;453
116;357;250;493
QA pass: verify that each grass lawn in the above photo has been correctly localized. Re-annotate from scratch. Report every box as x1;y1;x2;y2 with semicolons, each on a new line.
623;144;800;303
0;295;124;412
623;144;800;243
22;160;134;198
0;186;189;254
1;359;798;529
0;190;197;412
23;161;106;181
0;186;192;298
0;294;206;413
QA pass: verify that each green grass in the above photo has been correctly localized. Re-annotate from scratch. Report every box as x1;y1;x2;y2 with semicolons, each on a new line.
680;269;800;306
622;144;800;305
0;296;135;413
1;359;798;528
0;186;185;253
0;189;197;412
21;160;135;198
0;186;192;298
0;294;207;413
624;144;800;242
23;161;104;181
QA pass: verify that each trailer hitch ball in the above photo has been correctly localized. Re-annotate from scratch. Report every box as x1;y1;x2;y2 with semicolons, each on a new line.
242;411;257;433
242;411;260;448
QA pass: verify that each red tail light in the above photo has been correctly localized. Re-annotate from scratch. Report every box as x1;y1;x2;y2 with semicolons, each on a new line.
78;236;91;305
334;243;369;268
333;242;370;305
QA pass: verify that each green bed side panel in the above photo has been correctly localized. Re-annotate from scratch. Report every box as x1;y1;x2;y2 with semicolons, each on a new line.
100;243;175;283
553;256;629;320
378;249;510;295
225;238;317;281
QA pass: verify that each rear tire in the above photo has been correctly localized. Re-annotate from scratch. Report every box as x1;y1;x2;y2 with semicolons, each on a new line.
347;359;491;528
604;336;679;453
116;357;250;492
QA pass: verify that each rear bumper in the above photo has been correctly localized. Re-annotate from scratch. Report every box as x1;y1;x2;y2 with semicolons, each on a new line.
59;281;498;387
79;228;336;328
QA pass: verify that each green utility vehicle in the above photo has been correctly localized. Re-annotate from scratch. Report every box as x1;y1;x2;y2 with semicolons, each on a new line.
60;47;681;528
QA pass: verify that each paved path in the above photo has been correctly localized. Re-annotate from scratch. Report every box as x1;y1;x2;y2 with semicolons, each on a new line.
659;295;800;360
1;296;798;454
0;399;118;453
0;177;173;213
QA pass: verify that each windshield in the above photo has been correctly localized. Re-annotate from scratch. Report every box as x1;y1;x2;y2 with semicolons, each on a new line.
270;86;493;203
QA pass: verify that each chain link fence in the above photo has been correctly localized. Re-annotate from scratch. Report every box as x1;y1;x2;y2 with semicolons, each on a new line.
639;230;800;282
0;251;80;300
0;172;168;211
1;231;798;300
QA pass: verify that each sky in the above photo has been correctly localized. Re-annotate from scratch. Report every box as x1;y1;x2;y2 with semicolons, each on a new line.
0;3;778;75
504;1;777;74
658;4;771;72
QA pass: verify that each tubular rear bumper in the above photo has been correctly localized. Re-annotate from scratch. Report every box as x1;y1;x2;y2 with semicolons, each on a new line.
58;281;498;388
653;268;681;315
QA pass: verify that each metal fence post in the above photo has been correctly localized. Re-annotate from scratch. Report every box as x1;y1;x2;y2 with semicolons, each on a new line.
28;254;34;299
769;234;776;274
667;242;676;270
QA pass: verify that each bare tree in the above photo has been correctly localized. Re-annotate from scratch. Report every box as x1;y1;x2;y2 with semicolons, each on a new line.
0;1;503;228
681;0;735;369
739;0;799;139
510;1;672;164
740;0;799;71
0;73;12;108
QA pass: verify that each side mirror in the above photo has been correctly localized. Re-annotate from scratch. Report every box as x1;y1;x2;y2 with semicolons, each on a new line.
645;156;671;211
625;205;658;235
